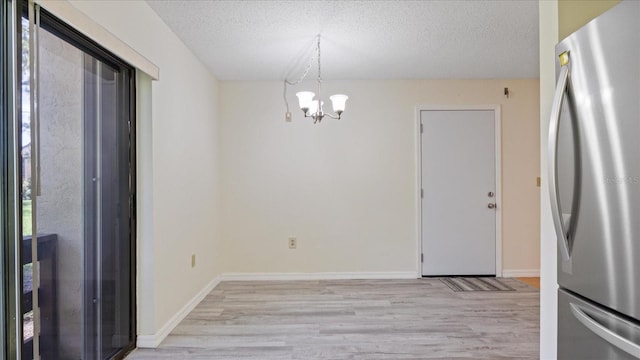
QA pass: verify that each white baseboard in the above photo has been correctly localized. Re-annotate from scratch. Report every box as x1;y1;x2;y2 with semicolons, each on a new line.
137;275;222;348
502;269;540;278
220;271;418;281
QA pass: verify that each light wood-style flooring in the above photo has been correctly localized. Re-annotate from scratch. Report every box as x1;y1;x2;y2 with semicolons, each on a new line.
517;277;540;289
127;278;539;359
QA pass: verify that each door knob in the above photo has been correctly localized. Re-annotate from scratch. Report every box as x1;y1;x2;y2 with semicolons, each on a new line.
488;203;496;209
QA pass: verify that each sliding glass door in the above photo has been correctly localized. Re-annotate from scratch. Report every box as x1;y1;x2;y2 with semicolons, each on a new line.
81;54;135;360
2;2;136;359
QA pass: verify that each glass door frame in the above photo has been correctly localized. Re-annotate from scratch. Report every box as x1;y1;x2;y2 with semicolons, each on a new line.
2;0;25;358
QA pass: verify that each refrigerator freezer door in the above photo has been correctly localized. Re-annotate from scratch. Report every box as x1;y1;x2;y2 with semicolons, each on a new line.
553;1;640;320
559;289;640;360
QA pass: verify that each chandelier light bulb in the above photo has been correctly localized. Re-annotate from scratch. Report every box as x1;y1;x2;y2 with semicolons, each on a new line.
296;91;315;113
307;99;318;115
330;94;348;114
307;100;324;115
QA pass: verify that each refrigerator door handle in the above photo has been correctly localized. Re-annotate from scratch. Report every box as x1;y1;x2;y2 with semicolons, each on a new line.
570;303;640;359
548;59;571;262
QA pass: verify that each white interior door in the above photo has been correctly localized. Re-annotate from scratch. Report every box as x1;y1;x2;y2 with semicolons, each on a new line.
421;109;497;276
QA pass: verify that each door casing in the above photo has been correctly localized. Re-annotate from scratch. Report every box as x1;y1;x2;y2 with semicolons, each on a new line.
415;105;502;278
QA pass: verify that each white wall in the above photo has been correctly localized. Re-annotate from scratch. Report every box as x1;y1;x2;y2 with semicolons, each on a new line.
539;1;559;359
66;0;223;338
219;79;540;275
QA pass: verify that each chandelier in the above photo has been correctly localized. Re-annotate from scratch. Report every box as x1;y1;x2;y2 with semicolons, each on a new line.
285;35;348;124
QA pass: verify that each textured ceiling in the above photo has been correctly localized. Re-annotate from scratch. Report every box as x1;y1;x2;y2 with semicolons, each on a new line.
146;0;539;81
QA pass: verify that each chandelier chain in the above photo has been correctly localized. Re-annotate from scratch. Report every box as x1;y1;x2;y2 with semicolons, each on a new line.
317;35;321;82
283;35;321;113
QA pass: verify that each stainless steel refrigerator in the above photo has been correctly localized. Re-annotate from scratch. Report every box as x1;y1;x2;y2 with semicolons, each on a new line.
549;1;640;359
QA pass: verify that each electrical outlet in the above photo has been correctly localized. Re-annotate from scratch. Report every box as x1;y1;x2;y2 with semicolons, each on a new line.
191;254;196;268
288;237;297;249
285;111;292;122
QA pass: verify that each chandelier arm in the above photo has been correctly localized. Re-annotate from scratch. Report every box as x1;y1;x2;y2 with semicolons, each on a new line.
324;113;340;120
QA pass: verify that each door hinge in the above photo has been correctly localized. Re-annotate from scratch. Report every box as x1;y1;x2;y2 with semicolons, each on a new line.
421;253;424;263
421;188;424;198
420;123;423;133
